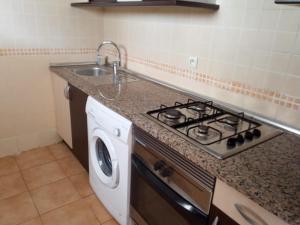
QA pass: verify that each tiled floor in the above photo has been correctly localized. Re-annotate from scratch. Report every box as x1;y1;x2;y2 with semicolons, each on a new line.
0;143;119;225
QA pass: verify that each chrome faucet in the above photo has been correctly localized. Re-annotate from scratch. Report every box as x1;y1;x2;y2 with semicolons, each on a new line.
96;40;121;77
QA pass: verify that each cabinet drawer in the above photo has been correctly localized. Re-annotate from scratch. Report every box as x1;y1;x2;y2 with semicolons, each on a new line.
213;179;288;225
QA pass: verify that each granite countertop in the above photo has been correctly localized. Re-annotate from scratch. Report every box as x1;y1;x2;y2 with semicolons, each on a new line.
50;65;300;225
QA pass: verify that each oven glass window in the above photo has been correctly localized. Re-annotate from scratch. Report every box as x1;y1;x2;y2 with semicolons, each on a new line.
96;138;112;177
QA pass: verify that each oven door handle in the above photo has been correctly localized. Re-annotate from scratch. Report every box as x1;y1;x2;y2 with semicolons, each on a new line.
132;154;208;219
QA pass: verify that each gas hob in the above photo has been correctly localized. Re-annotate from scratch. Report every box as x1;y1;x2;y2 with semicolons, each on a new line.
145;99;283;159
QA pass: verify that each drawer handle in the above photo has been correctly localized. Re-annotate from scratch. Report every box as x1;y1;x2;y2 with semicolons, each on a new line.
235;204;268;225
212;216;219;225
64;84;70;100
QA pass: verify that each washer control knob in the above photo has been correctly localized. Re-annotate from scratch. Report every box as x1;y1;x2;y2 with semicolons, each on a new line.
113;128;121;137
154;160;166;171
253;129;261;138
160;167;173;177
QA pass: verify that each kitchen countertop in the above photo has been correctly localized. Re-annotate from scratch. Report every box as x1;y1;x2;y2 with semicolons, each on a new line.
50;65;300;225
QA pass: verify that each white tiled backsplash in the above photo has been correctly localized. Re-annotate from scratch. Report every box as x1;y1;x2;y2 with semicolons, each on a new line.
0;0;103;156
102;0;300;130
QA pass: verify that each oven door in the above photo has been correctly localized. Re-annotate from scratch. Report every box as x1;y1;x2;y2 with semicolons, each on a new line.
130;153;209;225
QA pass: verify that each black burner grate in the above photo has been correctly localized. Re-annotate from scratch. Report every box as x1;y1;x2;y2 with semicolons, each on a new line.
146;98;262;146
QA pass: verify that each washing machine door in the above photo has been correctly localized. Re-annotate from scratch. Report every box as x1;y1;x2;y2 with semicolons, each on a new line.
91;129;119;189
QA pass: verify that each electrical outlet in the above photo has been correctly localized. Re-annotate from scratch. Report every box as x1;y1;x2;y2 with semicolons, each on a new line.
188;56;198;68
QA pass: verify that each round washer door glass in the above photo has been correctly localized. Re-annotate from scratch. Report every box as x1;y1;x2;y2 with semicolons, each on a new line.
90;128;119;189
96;138;112;177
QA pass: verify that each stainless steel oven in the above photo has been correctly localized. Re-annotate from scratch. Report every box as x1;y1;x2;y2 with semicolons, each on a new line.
130;127;215;225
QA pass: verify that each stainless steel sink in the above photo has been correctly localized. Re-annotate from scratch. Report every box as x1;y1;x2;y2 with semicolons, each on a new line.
72;66;110;77
70;64;139;84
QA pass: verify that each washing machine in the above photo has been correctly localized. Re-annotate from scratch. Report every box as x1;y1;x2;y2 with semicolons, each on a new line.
86;96;132;225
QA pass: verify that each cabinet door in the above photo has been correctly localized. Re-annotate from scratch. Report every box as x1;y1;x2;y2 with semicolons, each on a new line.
52;74;73;148
213;179;289;225
209;205;239;225
69;84;89;172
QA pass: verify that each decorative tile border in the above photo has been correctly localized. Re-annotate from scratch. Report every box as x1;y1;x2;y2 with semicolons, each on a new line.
106;50;300;111
0;48;96;56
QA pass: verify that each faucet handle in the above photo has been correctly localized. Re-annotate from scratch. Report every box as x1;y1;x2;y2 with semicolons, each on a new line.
96;54;101;65
96;54;105;65
112;60;121;67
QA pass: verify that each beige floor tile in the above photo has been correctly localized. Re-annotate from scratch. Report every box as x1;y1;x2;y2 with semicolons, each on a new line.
41;199;100;225
0;156;19;176
84;195;112;224
0;173;27;200
22;161;66;190
58;157;85;177
15;147;55;170
69;172;93;197
0;192;38;225
30;178;80;214
49;143;74;160
19;217;43;225
102;219;119;225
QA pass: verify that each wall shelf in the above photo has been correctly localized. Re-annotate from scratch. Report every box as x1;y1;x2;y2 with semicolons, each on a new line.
275;0;300;3
71;0;220;9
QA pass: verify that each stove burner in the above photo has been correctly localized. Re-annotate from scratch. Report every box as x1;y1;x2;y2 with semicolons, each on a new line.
194;125;209;137
190;103;206;112
223;116;239;126
221;116;240;131
163;109;182;120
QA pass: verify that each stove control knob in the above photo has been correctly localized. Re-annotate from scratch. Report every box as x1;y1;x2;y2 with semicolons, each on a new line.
245;131;253;141
227;138;236;148
154;160;166;171
253;129;261;138
236;134;244;145
160;167;173;178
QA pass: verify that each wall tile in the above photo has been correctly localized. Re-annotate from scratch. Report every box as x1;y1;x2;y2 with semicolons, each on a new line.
17;133;40;152
275;105;300;129
102;2;300;130
255;30;276;51
287;55;300;76
277;10;300;32
0;115;17;139
262;0;282;10
268;52;290;73
0;138;18;158
0;0;103;156
284;74;300;96
236;48;254;66
37;129;61;147
246;0;264;10
295;32;300;55
261;10;280;30
273;31;297;53
243;9;262;29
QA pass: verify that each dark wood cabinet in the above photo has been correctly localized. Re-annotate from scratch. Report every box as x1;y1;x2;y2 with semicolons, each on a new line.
209;205;239;225
69;84;89;172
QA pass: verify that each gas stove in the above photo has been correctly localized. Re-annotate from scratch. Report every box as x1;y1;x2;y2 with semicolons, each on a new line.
145;99;283;159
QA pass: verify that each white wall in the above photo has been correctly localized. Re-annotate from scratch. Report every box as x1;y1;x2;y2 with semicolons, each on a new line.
0;0;103;156
102;0;300;129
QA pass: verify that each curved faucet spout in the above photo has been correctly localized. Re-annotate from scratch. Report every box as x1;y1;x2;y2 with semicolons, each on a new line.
97;40;121;67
